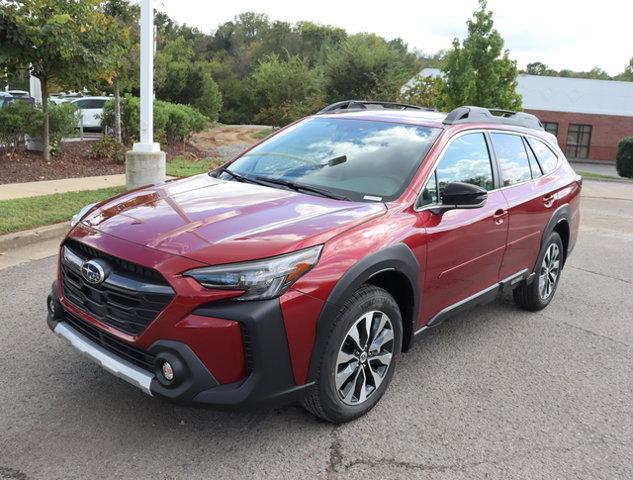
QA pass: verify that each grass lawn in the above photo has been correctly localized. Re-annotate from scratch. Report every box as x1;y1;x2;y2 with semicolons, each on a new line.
0;186;125;235
166;156;224;178
576;170;633;183
252;128;274;140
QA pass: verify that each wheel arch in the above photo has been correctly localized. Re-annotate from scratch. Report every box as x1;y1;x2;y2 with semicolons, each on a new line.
541;204;571;268
306;243;420;383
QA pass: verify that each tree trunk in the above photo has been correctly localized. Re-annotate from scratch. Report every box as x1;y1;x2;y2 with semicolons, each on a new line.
114;75;122;143
41;76;50;161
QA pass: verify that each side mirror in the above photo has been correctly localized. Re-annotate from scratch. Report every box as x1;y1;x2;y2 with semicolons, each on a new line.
431;182;487;214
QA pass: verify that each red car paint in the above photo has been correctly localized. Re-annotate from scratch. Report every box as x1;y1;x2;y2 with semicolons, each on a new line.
56;110;581;392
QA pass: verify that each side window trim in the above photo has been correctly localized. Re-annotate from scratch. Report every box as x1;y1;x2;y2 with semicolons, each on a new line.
483;130;501;190
522;136;543;177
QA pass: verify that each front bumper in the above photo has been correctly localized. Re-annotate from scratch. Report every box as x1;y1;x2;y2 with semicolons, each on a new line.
47;284;313;409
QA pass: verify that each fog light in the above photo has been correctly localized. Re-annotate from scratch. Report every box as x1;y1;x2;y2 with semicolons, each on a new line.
161;361;174;381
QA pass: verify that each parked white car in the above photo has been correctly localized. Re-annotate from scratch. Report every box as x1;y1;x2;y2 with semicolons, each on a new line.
0;92;12;109
70;96;111;130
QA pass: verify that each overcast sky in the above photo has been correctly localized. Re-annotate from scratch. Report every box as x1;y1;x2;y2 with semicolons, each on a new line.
156;0;630;76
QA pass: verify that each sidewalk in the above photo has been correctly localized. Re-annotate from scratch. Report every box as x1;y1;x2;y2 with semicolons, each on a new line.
0;174;126;201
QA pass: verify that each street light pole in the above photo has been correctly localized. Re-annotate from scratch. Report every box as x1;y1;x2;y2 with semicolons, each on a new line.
125;0;165;189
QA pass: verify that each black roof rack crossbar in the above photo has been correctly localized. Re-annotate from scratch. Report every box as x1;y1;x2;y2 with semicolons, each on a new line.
443;106;544;130
317;100;435;114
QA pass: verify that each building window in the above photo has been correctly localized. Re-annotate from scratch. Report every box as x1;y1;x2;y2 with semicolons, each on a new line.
566;124;592;159
543;122;558;137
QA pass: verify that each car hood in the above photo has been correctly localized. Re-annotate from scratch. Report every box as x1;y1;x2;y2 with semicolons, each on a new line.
82;174;386;265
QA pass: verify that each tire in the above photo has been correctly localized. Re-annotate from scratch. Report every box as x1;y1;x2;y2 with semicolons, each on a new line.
302;284;403;424
513;231;564;311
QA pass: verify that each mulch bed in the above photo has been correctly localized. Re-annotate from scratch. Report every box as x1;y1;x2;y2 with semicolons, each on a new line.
0;141;206;185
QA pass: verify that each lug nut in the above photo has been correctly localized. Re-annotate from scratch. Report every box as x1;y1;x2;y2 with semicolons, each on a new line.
161;361;174;381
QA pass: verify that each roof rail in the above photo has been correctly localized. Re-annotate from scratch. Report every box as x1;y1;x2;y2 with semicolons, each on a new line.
317;100;434;114
443;106;544;130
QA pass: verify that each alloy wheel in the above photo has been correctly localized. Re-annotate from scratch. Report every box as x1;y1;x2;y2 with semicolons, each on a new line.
335;310;394;406
539;243;560;300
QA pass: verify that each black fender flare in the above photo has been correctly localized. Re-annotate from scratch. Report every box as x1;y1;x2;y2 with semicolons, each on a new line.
540;204;571;264
306;243;420;383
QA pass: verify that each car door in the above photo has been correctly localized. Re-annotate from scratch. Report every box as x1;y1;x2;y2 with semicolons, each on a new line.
416;131;509;325
491;132;561;278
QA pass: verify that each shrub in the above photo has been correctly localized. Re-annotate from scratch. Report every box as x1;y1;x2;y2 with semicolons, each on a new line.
49;103;80;154
0;101;42;154
616;137;633;178
102;96;208;145
90;136;126;164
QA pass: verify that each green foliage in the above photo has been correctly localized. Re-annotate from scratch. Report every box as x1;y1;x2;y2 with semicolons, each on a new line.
90;135;126;164
616;137;633;178
0;101;42;153
437;0;522;111
324;33;421;101
399;75;441;109
101;96;208;145
0;0;125;159
154;39;222;121
250;54;324;127
48;102;79;151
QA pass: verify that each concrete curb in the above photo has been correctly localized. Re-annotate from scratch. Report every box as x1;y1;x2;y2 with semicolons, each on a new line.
0;222;69;253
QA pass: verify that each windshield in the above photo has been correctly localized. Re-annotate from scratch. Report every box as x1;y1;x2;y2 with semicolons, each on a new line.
222;117;440;202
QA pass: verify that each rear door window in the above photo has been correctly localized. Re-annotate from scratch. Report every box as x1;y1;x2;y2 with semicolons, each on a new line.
490;133;532;187
527;138;559;174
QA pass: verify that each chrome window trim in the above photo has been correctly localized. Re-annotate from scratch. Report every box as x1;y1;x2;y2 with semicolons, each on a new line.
414;128;562;213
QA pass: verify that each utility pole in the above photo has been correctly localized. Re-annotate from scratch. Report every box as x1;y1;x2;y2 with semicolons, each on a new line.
125;0;165;190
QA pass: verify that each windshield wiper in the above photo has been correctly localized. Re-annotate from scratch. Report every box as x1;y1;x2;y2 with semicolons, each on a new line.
254;176;348;201
215;167;270;187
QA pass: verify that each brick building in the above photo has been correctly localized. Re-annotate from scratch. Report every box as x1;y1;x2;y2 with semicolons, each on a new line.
408;69;633;163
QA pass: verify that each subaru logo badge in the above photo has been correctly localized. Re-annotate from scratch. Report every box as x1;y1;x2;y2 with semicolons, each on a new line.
81;260;106;285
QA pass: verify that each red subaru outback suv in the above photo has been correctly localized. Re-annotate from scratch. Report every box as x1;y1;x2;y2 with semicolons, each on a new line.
47;102;581;423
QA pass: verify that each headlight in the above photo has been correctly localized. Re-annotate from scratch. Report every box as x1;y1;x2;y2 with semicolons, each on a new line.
184;245;323;301
70;203;97;228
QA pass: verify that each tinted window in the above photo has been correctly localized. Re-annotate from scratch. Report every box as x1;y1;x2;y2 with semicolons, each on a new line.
436;133;494;192
491;133;532;186
72;100;87;109
523;137;542;178
566;124;592;159
527;138;559;174
227;117;440;202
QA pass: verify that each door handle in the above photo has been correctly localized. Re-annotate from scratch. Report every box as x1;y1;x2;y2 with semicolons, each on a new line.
543;194;555;207
493;209;508;224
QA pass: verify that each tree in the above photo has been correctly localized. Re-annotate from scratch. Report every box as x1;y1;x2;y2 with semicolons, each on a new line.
250;54;323;127
616;58;633;82
324;33;421;101
101;0;139;143
154;38;222;121
437;0;522;111
0;0;123;160
526;61;557;76
399;75;441;109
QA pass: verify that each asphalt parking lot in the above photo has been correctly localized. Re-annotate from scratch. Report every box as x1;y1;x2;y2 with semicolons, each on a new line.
1;180;632;479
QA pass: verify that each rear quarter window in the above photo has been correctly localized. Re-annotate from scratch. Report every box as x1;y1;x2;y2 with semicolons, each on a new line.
527;137;559;174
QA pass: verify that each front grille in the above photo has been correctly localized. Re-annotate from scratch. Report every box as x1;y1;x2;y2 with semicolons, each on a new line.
64;311;155;372
61;239;175;335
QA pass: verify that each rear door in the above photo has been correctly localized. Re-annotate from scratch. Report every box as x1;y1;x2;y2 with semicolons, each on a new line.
491;132;560;278
417;131;509;324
